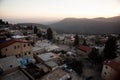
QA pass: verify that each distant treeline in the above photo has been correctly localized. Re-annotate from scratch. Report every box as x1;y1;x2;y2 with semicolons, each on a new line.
0;19;9;25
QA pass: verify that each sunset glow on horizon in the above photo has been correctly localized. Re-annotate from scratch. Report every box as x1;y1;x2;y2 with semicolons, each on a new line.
0;0;120;23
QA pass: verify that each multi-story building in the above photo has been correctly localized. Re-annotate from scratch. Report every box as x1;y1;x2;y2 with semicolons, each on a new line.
0;39;32;58
101;58;120;80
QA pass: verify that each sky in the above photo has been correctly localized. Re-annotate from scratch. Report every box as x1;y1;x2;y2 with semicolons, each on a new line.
0;0;120;24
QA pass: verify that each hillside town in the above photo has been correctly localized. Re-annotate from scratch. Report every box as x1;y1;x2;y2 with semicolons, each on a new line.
0;19;120;80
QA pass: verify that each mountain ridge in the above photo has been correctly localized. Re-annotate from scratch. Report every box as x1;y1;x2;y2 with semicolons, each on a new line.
50;16;120;34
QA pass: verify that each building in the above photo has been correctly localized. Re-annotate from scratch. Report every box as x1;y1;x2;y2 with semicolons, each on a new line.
78;45;92;53
35;52;59;71
0;70;29;80
45;60;58;71
101;58;120;80
0;39;32;58
64;35;74;45
41;69;71;80
0;56;20;75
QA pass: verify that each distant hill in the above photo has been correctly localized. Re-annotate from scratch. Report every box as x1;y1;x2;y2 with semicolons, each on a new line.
50;16;120;34
17;23;49;29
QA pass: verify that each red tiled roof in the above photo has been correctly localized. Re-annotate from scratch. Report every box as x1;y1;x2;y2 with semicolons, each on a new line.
78;45;92;52
104;60;120;72
0;39;31;49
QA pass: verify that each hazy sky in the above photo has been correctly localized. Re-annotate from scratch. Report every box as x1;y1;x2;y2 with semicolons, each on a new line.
0;0;120;24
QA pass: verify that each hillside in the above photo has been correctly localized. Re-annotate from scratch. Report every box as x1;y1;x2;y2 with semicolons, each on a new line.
17;23;49;29
50;16;120;34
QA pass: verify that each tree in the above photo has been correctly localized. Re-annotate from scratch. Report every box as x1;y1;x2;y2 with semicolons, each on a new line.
5;21;8;25
46;28;53;40
67;59;83;75
5;32;13;38
74;34;79;47
34;26;38;34
88;48;100;64
37;30;42;38
0;50;2;58
83;39;87;46
103;36;117;60
118;34;120;39
0;19;2;24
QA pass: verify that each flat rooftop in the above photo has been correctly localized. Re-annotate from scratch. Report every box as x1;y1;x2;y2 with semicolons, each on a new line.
0;56;20;71
45;60;58;69
1;70;29;80
37;52;55;62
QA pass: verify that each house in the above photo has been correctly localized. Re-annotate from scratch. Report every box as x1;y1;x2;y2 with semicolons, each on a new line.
35;52;59;71
78;45;92;53
0;39;33;58
101;57;120;80
64;35;74;45
33;40;59;53
0;70;29;80
12;35;27;39
35;52;55;62
22;63;49;80
41;69;71;80
0;56;20;75
45;45;59;52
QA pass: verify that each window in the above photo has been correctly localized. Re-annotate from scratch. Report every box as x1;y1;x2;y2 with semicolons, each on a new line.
25;53;27;55
14;46;16;49
5;48;7;51
10;65;13;67
104;72;107;75
105;66;108;69
15;55;17;57
28;44;30;46
24;44;26;47
19;54;21;57
18;45;20;48
29;52;31;54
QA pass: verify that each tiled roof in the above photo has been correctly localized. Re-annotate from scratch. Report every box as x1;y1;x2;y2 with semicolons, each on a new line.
0;39;31;49
104;60;120;72
78;45;92;52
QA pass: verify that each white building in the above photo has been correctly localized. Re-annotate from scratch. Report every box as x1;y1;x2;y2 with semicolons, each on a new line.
101;57;120;80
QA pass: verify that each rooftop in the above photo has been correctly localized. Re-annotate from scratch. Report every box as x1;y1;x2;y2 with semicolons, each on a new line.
37;52;55;62
35;40;59;52
0;56;20;71
46;45;59;52
0;39;31;49
12;35;27;39
78;45;92;53
104;60;120;72
36;63;50;73
1;70;29;80
45;60;58;68
41;69;70;80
